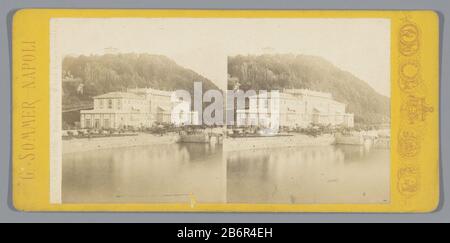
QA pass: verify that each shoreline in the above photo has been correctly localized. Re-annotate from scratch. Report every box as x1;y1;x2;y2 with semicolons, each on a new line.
62;133;180;154
223;134;336;151
62;130;390;154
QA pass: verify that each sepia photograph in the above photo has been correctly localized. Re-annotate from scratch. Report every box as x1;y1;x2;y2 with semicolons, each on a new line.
49;18;391;205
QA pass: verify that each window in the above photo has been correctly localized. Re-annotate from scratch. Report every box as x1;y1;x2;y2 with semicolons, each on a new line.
104;119;110;128
261;99;269;109
108;99;113;109
117;99;122;110
85;119;91;128
95;119;100;128
99;99;104;109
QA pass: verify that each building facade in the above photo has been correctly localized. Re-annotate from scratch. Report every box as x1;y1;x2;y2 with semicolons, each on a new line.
236;89;354;128
80;92;150;129
80;88;198;129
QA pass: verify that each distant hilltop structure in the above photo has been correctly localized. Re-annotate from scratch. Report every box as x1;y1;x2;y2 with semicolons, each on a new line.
236;88;354;128
284;88;332;99
104;47;119;54
79;87;198;129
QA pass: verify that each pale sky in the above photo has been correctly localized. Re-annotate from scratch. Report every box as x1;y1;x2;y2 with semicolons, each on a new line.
51;18;391;96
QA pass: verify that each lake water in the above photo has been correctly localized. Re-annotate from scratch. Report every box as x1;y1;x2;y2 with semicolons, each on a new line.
62;143;390;204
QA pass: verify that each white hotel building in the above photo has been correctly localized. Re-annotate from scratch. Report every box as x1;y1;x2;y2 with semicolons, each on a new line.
80;88;198;129
236;89;354;128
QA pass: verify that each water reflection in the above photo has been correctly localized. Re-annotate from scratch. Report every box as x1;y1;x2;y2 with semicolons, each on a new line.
62;144;389;204
62;143;225;203
226;145;389;204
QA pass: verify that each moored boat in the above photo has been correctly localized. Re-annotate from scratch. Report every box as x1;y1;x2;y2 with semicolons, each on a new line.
178;132;222;145
335;132;365;145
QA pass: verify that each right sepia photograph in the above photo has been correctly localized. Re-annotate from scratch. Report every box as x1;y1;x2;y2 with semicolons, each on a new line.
223;19;391;204
226;52;390;204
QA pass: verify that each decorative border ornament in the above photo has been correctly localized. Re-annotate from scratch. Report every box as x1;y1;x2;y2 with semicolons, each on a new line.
399;23;420;56
398;165;421;197
399;60;421;92
398;128;420;158
397;16;434;200
401;95;434;124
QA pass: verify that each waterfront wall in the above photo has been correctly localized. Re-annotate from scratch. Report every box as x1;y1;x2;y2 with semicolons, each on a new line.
62;133;179;154
223;134;335;151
